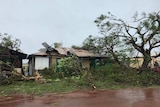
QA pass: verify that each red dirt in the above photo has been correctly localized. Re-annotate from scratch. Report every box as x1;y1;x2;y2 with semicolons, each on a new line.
1;88;160;107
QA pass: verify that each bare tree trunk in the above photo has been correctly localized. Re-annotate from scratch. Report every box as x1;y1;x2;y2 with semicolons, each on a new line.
141;54;152;69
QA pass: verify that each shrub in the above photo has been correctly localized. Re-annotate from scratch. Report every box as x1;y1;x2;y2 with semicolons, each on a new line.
41;65;55;76
58;56;83;77
91;64;160;87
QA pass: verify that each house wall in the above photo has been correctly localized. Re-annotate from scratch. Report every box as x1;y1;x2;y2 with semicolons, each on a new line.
51;56;91;71
29;56;35;75
81;58;90;70
51;56;65;72
51;56;65;65
130;57;160;68
150;57;160;68
28;56;50;75
130;58;143;68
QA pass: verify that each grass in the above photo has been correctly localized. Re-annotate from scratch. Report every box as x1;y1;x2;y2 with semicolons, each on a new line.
0;77;158;96
0;80;78;96
1;64;160;96
0;76;91;96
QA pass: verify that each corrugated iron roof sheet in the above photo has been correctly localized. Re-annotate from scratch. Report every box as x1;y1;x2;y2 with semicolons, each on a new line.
55;48;67;55
30;47;107;58
32;51;48;56
55;48;106;58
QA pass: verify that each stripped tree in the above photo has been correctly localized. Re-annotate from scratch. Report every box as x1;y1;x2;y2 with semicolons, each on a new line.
95;11;160;69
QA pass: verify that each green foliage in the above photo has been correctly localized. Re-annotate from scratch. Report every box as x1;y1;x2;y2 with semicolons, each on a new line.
0;76;13;85
41;66;55;76
82;35;98;53
71;45;81;49
41;65;65;79
0;71;23;85
54;42;63;48
92;64;160;87
0;33;22;85
0;33;21;51
1;64;160;95
58;56;83;77
94;11;160;68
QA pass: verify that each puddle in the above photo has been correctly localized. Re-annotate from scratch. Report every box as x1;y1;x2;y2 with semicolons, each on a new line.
1;88;160;107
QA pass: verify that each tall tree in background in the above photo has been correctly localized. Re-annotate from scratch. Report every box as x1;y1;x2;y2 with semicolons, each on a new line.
94;14;134;66
81;35;98;53
81;34;129;66
54;42;63;48
95;11;160;68
0;33;21;51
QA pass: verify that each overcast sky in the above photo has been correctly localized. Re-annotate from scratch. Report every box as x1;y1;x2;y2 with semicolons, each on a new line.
0;0;160;54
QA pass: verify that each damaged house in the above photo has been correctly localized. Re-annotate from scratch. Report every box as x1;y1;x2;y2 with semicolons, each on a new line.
28;42;107;75
0;46;27;73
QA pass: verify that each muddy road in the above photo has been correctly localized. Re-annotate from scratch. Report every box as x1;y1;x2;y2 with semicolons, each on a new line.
0;88;160;107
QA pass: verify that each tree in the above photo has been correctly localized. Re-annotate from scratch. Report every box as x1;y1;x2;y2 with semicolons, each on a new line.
71;45;82;49
54;42;63;48
102;35;122;65
58;56;83;77
94;15;135;66
94;11;160;68
80;34;129;66
81;35;99;53
0;33;21;51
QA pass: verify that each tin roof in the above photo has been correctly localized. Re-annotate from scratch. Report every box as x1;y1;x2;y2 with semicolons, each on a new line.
0;45;27;59
30;47;107;58
55;48;106;58
32;51;48;56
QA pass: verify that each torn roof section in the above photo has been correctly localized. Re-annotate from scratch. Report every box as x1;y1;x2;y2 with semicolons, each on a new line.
28;42;107;58
30;47;107;58
55;48;105;58
0;45;27;59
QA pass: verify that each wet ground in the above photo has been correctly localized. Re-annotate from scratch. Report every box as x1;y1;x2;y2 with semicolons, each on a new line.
1;88;160;107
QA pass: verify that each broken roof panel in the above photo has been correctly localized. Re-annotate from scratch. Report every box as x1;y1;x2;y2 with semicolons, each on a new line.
30;47;107;58
31;51;48;56
55;48;107;58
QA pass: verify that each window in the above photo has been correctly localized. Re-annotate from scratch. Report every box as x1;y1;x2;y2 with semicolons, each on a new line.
35;57;49;70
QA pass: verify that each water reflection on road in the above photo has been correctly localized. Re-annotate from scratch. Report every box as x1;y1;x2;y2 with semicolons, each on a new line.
1;88;160;107
116;88;160;107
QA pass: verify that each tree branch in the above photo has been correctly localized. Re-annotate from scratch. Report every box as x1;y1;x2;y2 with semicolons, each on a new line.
154;53;160;58
149;40;160;50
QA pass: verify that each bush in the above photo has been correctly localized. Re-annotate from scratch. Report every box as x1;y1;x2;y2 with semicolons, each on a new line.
41;65;65;79
58;56;83;77
0;74;17;85
41;66;55;76
91;64;160;87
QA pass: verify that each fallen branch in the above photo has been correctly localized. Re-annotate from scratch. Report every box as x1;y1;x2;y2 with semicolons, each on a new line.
0;70;46;83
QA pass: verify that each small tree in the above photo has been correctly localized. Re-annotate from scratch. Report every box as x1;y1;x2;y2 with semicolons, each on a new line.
58;56;83;77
